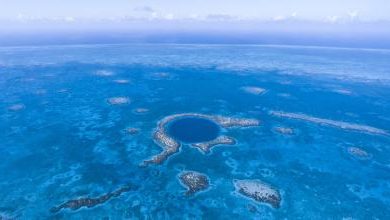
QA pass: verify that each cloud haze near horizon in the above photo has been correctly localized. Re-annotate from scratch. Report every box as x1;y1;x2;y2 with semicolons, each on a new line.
1;0;389;24
1;0;390;48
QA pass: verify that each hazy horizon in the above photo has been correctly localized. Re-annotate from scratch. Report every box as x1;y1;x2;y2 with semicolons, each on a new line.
1;0;390;48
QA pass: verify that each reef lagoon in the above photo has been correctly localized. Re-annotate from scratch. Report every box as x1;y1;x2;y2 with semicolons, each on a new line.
0;44;390;219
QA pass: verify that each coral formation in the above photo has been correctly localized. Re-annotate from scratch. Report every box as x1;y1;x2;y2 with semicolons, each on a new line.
107;97;130;105
8;104;25;111
179;171;209;196
50;185;134;213
241;86;266;95
133;108;149;114
142;113;259;165
234;179;281;208
192;136;236;153
270;111;388;136
95;70;114;76
126;127;140;135
274;127;294;135
113;79;130;84
347;147;372;160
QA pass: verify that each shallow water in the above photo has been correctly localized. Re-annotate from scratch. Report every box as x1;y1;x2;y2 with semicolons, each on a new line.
0;44;389;219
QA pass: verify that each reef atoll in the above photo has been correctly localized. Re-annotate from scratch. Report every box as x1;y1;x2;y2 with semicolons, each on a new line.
179;171;210;196
50;185;134;213
234;179;281;208
142;113;260;166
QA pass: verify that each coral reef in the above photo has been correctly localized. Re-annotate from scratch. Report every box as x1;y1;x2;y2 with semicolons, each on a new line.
274;127;294;135
113;79;130;84
192;136;236;153
333;89;352;95
133;108;149;114
8;104;25;111
50;185;134;213
126;127;140;135
179;171;210;196
347;147;372;160
95;70;114;76
270;111;388;136
142;113;259;165
150;72;172;80
107;97;130;105
234;179;281;208
241;86;266;95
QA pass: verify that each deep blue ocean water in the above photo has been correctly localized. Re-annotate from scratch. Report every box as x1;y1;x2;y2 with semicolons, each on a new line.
167;117;220;143
0;44;389;219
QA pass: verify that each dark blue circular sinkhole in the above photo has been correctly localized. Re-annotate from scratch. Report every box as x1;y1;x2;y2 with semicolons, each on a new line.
167;117;220;143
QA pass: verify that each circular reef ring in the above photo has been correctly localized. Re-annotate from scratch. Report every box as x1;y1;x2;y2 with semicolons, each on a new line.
142;113;260;166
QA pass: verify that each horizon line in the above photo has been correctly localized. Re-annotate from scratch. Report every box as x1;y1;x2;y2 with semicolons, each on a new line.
1;42;390;52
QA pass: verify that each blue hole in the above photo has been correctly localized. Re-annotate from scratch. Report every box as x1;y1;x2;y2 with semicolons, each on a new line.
167;117;220;143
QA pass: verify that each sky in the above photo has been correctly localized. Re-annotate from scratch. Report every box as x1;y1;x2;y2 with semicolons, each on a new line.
1;0;390;48
1;0;389;23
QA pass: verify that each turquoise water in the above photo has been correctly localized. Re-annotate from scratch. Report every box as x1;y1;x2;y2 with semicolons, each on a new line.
0;44;389;219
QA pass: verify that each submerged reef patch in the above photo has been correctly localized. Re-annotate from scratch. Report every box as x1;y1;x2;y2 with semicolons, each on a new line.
241;86;266;95
179;171;210;196
274;127;294;135
333;89;353;95
125;127;140;135
149;72;173;80
347;147;372;160
8;104;25;111
234;179;281;208
113;79;130;84
192;136;236;153
50;185;135;213
95;70;114;76
57;89;69;93
133;108;150;114
107;97;130;105
34;89;47;95
277;93;292;98
270;111;388;136
142;113;260;166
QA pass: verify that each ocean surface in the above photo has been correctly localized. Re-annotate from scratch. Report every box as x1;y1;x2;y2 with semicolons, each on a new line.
0;44;389;219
